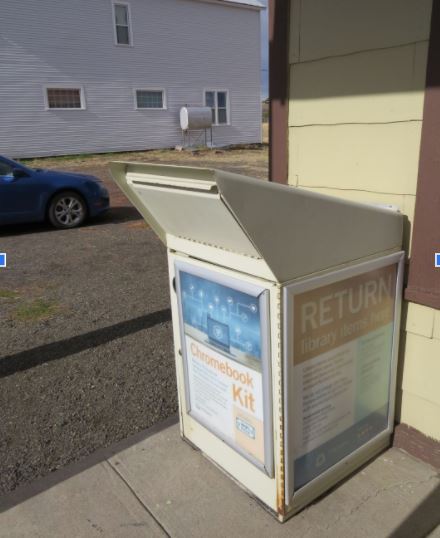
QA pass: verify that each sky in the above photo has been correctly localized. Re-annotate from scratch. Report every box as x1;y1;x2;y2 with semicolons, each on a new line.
260;0;269;99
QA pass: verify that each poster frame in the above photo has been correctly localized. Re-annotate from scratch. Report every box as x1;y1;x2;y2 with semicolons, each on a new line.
174;259;274;477
283;251;405;504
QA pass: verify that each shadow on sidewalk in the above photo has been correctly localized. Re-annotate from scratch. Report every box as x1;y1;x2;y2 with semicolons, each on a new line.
0;415;179;514
389;483;440;538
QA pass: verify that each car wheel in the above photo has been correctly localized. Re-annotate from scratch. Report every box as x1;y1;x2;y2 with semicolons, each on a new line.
48;191;87;229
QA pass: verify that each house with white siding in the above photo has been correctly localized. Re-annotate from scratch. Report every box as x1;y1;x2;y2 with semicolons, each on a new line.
0;0;263;158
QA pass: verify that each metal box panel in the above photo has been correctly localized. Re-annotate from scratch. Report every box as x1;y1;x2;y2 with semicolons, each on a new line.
111;161;404;283
283;252;404;508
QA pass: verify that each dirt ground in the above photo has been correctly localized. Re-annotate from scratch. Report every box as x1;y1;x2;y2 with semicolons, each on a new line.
23;141;268;208
0;143;268;495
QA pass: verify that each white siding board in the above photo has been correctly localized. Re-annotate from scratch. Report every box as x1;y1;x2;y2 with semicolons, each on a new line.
0;0;261;157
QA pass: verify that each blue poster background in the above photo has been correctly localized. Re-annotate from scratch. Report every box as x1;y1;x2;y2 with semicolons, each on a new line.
179;271;262;361
294;405;388;489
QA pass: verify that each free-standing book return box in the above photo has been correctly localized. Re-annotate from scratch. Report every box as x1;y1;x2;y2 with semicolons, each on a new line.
111;162;404;522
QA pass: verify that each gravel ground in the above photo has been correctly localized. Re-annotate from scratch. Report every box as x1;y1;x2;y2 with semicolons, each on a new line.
0;145;268;496
0;217;175;496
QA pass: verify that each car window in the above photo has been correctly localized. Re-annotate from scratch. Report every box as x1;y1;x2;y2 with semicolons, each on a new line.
0;161;13;179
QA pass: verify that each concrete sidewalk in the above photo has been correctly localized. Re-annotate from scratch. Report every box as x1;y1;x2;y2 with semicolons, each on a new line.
1;417;439;538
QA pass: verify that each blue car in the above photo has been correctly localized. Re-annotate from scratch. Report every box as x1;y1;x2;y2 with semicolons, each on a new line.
0;155;110;229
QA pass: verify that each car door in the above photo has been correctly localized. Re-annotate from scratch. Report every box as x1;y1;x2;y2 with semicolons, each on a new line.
0;159;43;223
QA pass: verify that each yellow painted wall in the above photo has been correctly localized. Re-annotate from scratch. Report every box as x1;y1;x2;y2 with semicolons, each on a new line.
288;0;439;440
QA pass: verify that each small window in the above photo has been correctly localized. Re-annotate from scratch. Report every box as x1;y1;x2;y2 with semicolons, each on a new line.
205;90;229;125
135;89;165;109
46;88;84;109
113;3;131;45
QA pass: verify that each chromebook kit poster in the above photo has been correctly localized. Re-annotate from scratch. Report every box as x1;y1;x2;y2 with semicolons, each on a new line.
178;267;266;466
291;263;397;489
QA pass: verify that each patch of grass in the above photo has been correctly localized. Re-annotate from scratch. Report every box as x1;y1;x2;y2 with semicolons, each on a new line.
0;289;19;300
14;299;58;322
20;148;159;169
21;153;99;166
20;137;268;170
124;220;149;229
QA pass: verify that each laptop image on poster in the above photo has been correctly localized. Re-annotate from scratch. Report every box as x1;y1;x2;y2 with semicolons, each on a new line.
207;315;230;354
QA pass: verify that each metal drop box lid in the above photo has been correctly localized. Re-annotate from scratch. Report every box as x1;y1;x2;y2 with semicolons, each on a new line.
110;162;403;282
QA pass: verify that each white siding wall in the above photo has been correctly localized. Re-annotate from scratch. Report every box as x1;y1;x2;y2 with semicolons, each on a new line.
0;0;261;157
